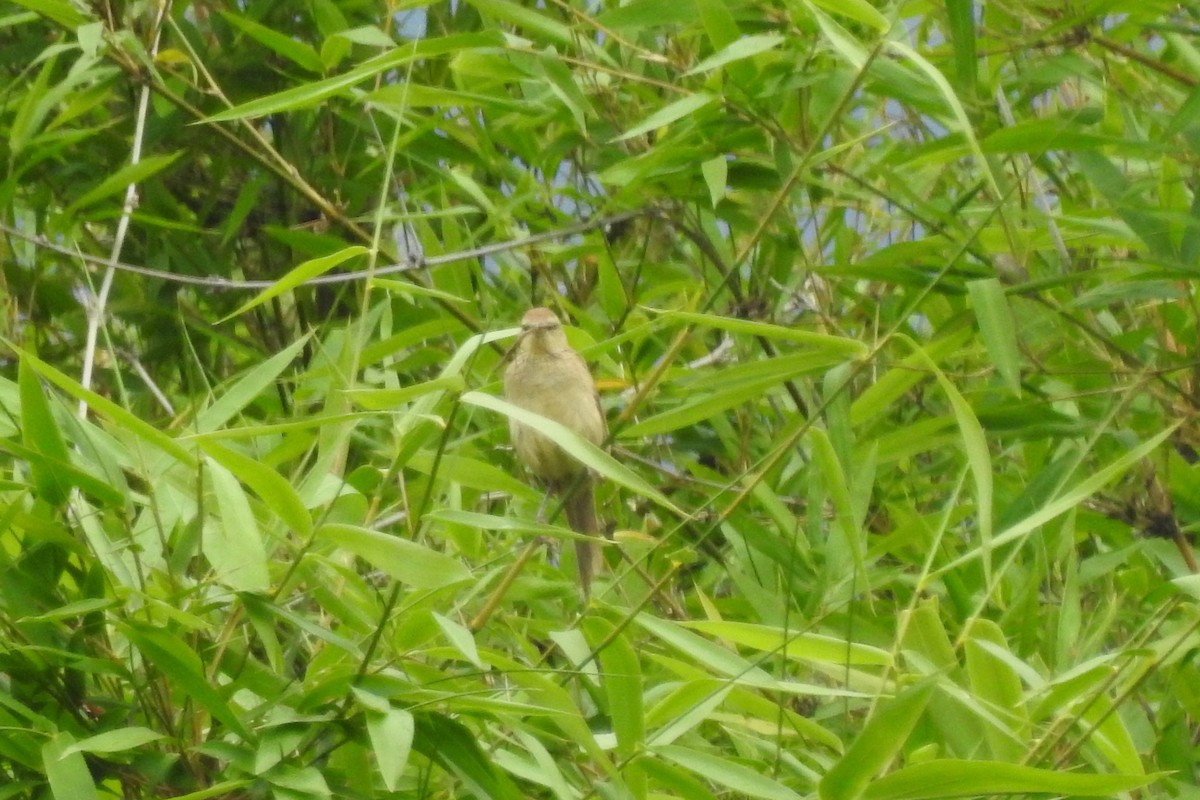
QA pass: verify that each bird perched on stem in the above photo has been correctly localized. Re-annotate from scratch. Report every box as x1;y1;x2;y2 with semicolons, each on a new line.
504;307;607;595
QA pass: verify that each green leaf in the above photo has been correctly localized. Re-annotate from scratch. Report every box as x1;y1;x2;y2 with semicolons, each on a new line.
261;763;331;796
1077;688;1144;775
19;597;116;622
635;614;777;687
1181;181;1200;264
681;621;892;667
655;745;803;800
428;510;574;539
341;374;465;411
310;0;348;38
12;344;194;465
646;683;732;747
886;39;1000;198
0;439;123;507
198;440;312;537
66;152;183;215
222;247;368;321
622;351;850;438
467;0;610;65
963;620;1026;761
434;611;483;668
19;355;73;506
205;456;271;593
808;0;890;30
330;25;395;48
537;48;593;133
613;93;716;142
979;118;1141;154
370;277;471;305
204;32;503;121
75;20;102;55
7;46;58;156
500;730;576;799
218;10;324;73
1173;574;1200;600
701;155;727;206
695;0;739;50
849;330;970;427
809;4;869;68
862;760;1158;800
596;0;697;30
194;335;311;432
320;34;352;71
819;682;935;800
1167;81;1200;137
366;707;414;792
151;780;252;799
367;83;525;113
42;733;98;800
655;309;869;355
584;617;645;762
413;713;522;800
944;0;977;95
468;0;572;47
810;426;867;579
933;425;1176;575
410;453;535;499
486;650;609;767
319;523;472;588
124;622;249;738
1076;150;1176;258
903;337;994;582
685;33;785;75
59;728;164;757
8;0;87;29
966;278;1021;395
638;759;721;800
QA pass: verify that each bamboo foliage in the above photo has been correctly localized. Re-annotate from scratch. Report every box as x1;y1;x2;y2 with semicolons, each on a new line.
0;1;1198;797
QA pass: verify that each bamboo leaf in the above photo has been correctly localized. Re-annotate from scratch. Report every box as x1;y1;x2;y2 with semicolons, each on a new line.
67;152;183;215
820;683;935;800
863;760;1157;800
218;10;323;73
319;523;472;588
966;278;1021;396
613;93;716;142
204;32;502;121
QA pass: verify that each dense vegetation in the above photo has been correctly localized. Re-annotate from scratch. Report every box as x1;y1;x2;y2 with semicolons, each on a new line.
2;0;1199;798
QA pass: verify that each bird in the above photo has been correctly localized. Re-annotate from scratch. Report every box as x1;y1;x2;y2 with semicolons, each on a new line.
503;307;607;595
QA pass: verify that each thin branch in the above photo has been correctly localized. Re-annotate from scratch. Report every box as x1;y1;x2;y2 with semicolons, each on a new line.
78;0;170;418
1094;35;1197;87
0;210;643;290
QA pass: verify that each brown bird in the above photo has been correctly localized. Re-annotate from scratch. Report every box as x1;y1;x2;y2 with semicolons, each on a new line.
504;307;607;595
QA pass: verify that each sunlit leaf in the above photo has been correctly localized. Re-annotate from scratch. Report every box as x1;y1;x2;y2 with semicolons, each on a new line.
320;523;472;588
863;760;1157;800
614;93;715;142
42;734;98;800
685;34;785;76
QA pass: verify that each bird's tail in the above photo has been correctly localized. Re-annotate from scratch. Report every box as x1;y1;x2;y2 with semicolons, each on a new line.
564;477;599;597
